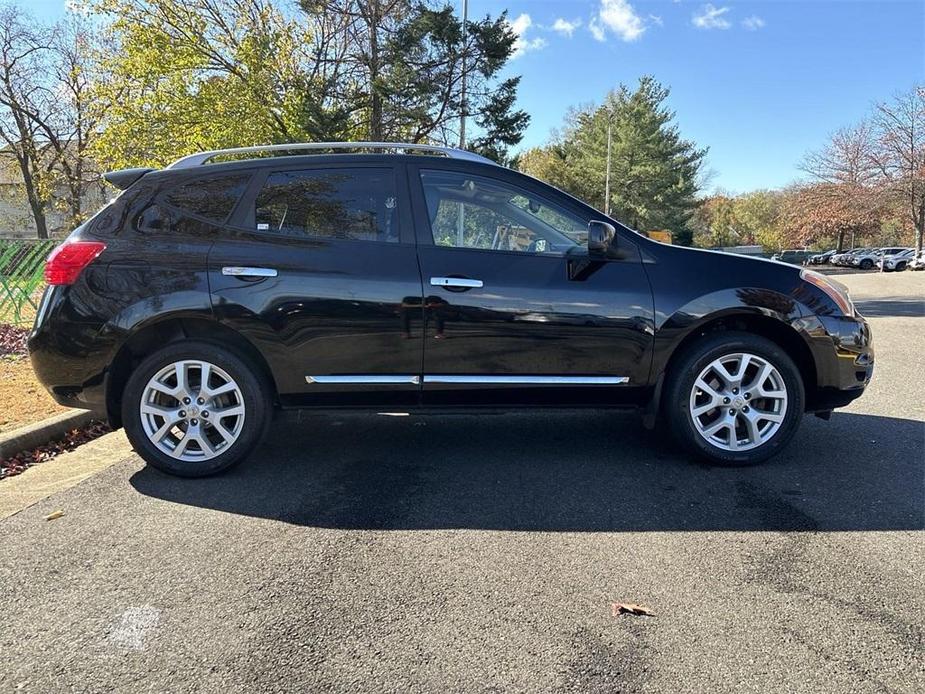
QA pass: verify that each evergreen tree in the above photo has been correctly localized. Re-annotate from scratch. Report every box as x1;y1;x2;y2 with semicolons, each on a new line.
520;76;706;244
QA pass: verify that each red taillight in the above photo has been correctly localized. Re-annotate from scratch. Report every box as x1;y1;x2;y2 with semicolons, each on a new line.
44;240;107;285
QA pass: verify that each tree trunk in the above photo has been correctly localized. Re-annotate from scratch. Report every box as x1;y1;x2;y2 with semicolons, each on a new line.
15;155;48;239
836;229;845;252
916;208;924;253
366;2;383;141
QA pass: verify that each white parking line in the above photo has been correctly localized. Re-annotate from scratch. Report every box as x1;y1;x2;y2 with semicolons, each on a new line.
107;606;161;650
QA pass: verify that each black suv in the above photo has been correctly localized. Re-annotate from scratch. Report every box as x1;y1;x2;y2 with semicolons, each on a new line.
29;143;874;477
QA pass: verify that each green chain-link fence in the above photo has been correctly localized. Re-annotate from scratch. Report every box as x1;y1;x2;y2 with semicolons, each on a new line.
0;239;57;326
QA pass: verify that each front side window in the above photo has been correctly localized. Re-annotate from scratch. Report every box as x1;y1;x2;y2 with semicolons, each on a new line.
420;170;586;255
255;168;398;243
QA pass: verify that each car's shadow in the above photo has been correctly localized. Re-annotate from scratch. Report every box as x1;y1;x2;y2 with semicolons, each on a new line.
854;298;924;318
130;410;925;532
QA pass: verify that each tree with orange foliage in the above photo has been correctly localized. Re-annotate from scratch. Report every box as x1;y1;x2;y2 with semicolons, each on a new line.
792;122;883;251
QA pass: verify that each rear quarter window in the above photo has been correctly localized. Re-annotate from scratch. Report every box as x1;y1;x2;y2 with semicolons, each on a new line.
161;172;251;224
133;171;251;235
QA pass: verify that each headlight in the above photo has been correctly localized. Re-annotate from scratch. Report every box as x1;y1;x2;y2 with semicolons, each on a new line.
800;268;854;315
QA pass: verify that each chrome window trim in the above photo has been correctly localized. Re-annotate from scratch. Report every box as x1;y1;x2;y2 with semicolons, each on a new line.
422;375;629;385
306;375;421;385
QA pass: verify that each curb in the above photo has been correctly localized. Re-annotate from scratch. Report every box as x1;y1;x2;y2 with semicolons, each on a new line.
0;410;97;460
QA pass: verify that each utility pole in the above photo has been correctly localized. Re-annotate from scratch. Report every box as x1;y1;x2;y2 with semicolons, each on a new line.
456;0;469;247
604;111;613;216
459;0;468;149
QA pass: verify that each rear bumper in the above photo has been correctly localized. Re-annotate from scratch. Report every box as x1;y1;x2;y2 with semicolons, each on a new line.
27;286;113;417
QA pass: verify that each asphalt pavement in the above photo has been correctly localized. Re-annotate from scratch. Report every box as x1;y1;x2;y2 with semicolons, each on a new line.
1;271;923;693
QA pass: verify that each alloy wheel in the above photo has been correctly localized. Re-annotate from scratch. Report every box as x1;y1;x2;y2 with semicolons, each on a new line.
688;352;788;452
139;360;246;462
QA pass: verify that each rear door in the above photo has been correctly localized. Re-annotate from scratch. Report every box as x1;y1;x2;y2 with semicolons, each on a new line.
207;160;424;407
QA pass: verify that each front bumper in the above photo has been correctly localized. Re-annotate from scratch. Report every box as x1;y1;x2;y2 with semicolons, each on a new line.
796;311;874;411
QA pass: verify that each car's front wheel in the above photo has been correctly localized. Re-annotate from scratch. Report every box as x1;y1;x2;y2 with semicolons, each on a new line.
860;258;874;270
664;332;804;465
122;341;272;477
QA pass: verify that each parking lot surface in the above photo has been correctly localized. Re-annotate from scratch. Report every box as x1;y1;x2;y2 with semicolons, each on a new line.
1;271;923;693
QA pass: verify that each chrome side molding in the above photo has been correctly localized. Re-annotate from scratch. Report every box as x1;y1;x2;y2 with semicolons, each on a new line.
306;375;421;385
424;375;629;385
304;375;629;386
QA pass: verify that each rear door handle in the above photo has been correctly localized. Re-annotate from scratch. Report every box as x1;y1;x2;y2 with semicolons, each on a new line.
222;266;278;278
430;276;483;289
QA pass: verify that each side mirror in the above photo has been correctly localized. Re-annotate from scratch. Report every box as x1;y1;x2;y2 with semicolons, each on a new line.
587;220;616;258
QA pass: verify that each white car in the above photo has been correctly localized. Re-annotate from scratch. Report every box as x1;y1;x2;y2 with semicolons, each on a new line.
878;248;915;272
909;250;925;271
851;247;908;270
832;247;870;266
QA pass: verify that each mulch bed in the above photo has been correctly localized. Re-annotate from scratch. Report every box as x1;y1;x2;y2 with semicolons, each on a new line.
0;421;112;480
0;324;29;357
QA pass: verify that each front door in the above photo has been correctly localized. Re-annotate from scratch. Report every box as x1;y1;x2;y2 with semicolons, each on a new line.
208;161;424;407
408;163;655;407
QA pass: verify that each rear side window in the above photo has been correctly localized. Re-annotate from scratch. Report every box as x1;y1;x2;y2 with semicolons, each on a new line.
162;173;250;223
254;168;398;243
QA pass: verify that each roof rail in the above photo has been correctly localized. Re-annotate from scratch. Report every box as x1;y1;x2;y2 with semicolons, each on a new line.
165;142;497;169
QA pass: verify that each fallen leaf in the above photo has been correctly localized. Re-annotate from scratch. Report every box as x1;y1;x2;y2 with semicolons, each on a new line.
612;602;655;617
44;510;65;521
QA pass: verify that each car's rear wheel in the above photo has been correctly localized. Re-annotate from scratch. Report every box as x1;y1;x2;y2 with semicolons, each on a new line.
664;332;804;465
122;341;272;477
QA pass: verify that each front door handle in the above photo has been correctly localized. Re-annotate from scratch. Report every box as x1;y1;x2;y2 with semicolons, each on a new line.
222;266;278;278
430;276;483;289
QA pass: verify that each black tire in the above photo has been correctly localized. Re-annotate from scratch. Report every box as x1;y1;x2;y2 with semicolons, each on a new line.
896;262;907;271
663;332;805;466
860;259;874;270
122;340;272;477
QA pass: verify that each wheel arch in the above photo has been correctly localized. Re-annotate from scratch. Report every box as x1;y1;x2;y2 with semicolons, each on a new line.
657;311;817;412
106;316;278;427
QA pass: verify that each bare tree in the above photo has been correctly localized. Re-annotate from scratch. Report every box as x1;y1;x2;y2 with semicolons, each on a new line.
0;4;104;238
871;86;925;252
800;121;883;251
0;4;55;238
43;16;108;228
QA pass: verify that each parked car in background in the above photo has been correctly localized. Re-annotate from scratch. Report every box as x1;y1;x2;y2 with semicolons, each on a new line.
879;248;915;272
28;142;875;476
770;249;814;265
851;247;907;270
832;248;871;266
909;250;925;271
808;249;837;265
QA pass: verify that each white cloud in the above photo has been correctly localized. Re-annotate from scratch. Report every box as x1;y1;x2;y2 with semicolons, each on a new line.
552;18;582;37
741;15;766;30
511;13;532;37
692;4;732;30
597;0;646;41
508;13;548;58
589;16;607;42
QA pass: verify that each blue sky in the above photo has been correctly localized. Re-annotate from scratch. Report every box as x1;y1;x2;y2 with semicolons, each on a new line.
30;0;925;192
